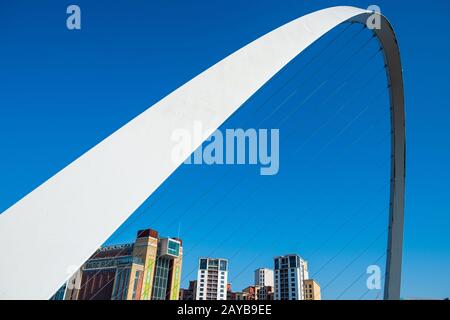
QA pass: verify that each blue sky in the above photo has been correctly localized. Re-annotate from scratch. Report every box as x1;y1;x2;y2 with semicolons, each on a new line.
1;0;449;299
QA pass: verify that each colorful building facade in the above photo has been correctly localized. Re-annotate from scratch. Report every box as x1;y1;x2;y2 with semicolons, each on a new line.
56;228;182;300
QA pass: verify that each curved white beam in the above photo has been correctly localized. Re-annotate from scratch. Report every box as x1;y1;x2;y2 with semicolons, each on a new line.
0;6;405;300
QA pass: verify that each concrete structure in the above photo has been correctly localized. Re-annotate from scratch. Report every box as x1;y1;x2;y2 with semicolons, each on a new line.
59;228;182;300
0;7;405;300
304;279;321;300
274;254;309;300
196;258;228;300
255;268;274;287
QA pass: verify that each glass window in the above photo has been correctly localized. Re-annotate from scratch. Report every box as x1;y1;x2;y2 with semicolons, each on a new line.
131;270;141;300
151;257;170;300
219;260;227;271
200;259;208;270
209;259;218;267
167;240;180;256
289;256;297;268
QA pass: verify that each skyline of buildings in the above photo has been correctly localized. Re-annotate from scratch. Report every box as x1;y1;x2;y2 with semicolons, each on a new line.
182;254;321;301
51;226;320;301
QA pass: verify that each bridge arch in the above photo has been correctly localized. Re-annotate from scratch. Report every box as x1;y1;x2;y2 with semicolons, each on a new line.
0;6;405;299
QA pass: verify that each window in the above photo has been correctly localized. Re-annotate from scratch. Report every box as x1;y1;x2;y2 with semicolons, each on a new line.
289;256;297;268
209;259;219;268
151;257;171;300
200;259;208;270
131;270;141;300
220;260;227;271
167;240;180;256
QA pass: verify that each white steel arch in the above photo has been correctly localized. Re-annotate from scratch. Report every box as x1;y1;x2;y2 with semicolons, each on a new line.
0;6;405;300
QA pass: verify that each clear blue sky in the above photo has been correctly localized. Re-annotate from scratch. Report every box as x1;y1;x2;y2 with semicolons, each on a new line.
1;0;449;299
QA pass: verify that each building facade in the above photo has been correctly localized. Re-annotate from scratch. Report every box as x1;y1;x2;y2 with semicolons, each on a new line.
257;285;274;300
254;267;274;300
230;285;274;300
255;268;274;287
179;280;197;300
274;254;309;300
149;236;183;300
304;279;321;300
226;283;235;300
195;258;228;300
58;228;182;300
241;286;258;300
